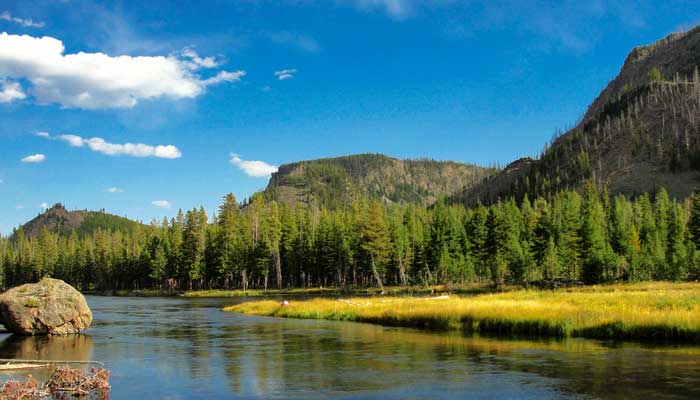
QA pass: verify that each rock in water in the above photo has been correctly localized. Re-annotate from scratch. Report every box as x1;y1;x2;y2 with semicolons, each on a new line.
0;278;92;335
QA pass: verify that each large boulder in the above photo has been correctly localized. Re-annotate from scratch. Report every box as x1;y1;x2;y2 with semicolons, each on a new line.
0;278;92;335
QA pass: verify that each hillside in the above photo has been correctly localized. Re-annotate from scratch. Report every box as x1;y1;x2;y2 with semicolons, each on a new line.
457;27;700;206
13;203;147;239
264;153;494;208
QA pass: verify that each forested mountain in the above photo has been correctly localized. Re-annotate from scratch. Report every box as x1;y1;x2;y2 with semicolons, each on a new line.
13;203;147;239
264;153;494;208
457;27;700;206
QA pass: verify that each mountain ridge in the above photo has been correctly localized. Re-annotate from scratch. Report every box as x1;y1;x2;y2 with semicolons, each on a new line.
264;153;495;208
455;26;700;206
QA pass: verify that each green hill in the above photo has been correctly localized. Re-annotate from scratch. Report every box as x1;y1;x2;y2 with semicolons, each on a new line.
264;153;494;208
12;203;148;239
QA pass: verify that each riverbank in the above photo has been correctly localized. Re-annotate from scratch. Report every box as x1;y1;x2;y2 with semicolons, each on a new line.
225;282;700;342
83;289;180;297
80;284;499;298
183;284;502;298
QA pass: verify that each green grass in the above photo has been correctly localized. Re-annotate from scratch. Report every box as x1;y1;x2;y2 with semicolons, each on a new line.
184;284;498;298
225;282;700;342
83;289;181;297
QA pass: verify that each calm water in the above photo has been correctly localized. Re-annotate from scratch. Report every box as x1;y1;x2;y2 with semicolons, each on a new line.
1;296;699;399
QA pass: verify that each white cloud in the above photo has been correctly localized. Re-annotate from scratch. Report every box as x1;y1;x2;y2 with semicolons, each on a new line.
201;70;246;86
0;11;45;28
229;153;278;178
274;69;297;80
0;79;26;103
35;131;50;138
39;202;48;210
15;205;23;210
57;134;83;147
151;200;171;208
54;134;182;159
181;48;219;68
0;32;245;109
21;153;45;163
105;187;123;193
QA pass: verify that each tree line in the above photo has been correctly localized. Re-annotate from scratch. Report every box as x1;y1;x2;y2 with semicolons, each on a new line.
2;182;700;291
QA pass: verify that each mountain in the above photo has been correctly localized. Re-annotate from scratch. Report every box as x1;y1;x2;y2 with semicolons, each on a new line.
264;153;494;208
13;203;147;239
456;27;700;206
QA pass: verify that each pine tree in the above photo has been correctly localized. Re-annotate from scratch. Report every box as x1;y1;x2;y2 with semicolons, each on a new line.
217;193;241;287
360;200;391;290
688;191;700;246
580;182;619;283
541;237;562;282
149;239;167;286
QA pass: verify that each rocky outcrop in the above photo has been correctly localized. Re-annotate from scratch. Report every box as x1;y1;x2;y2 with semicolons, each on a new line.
0;278;92;336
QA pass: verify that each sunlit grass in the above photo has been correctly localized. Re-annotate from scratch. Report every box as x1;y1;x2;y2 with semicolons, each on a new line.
185;284;498;298
224;282;700;342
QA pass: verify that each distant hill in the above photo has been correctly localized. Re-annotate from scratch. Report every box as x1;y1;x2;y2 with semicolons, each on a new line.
13;203;147;239
456;27;700;206
264;153;495;208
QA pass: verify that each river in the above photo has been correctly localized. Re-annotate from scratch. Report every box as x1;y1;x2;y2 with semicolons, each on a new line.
0;296;699;399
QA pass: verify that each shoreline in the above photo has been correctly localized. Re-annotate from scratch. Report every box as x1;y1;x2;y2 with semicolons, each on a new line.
81;284;505;298
224;282;700;343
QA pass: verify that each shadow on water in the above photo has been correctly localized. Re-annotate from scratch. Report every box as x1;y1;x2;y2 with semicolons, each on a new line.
0;334;94;383
0;334;94;361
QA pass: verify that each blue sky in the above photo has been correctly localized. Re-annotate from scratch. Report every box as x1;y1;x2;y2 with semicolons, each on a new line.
0;0;698;234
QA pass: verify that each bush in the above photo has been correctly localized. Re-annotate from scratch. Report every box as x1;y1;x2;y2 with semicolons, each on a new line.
648;67;663;82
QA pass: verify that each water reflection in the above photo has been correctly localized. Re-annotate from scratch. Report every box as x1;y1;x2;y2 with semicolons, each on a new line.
0;334;93;361
3;296;699;399
216;321;700;400
0;334;94;383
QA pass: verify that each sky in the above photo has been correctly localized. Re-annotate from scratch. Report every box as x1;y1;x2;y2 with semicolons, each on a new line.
0;0;699;234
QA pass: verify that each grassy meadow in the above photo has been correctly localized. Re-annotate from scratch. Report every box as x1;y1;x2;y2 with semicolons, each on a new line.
225;282;700;342
184;284;499;298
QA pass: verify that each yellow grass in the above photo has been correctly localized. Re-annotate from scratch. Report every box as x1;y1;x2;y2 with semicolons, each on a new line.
185;284;497;298
224;282;700;342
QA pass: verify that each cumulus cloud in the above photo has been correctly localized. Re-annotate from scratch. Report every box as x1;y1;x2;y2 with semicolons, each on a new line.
229;153;278;178
105;187;123;193
21;153;45;163
35;131;50;138
0;11;45;28
39;202;49;210
0;32;245;109
151;200;171;208
48;133;182;159
274;69;297;80
0;79;26;103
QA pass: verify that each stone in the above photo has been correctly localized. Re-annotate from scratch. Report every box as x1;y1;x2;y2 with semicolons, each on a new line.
0;278;92;336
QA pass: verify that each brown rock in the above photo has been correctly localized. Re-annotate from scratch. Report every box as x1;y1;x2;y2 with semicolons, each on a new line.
0;278;92;336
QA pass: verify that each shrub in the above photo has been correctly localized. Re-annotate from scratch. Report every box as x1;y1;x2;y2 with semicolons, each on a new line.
648;67;663;82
